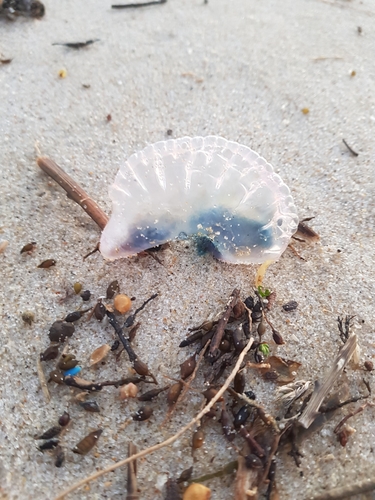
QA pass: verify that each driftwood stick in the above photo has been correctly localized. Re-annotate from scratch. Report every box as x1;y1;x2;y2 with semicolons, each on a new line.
37;156;109;230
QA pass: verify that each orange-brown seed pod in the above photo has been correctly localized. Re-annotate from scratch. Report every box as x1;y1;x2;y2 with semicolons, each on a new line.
89;344;111;366
114;294;132;314
180;354;196;379
183;483;211;500
192;429;205;449
167;382;183;405
202;387;222;403
133;358;150;377
72;429;103;455
232;301;245;319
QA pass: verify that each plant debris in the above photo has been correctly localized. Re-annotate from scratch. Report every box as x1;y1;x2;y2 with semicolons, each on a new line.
112;0;167;8
52;39;99;49
37;259;56;268
342;138;359;157
33;275;370;500
72;429;103;455
1;0;45;18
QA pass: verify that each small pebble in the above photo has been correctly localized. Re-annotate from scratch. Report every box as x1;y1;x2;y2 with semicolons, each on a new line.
58;411;70;426
364;360;374;372
40;344;59;361
81;290;91;301
49;321;75;342
282;300;298;312
79;401;100;413
133;406;153;421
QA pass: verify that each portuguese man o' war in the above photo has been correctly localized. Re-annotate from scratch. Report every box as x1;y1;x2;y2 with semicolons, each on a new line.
100;136;299;264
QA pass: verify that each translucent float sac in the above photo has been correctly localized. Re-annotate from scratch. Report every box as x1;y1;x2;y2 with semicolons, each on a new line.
100;136;299;265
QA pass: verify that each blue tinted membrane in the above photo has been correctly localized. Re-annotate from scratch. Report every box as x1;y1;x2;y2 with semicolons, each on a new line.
189;208;274;254
120;224;174;253
120;207;274;256
194;236;222;258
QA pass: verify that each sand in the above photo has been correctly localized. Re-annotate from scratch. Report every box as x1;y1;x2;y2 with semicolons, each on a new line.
0;0;374;498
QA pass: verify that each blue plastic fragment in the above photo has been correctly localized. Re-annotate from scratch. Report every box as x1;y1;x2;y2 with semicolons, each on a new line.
63;366;82;377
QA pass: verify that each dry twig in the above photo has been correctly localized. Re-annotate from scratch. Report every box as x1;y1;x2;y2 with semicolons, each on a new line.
37;157;109;230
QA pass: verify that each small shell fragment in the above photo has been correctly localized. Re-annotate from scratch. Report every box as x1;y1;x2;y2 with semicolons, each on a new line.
100;136;298;264
119;382;138;400
89;344;111;366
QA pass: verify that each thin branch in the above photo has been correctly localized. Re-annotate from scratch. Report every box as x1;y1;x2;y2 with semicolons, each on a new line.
37;157;109;230
334;401;373;434
54;337;254;500
342;138;359;157
311;477;375;500
112;0;166;8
